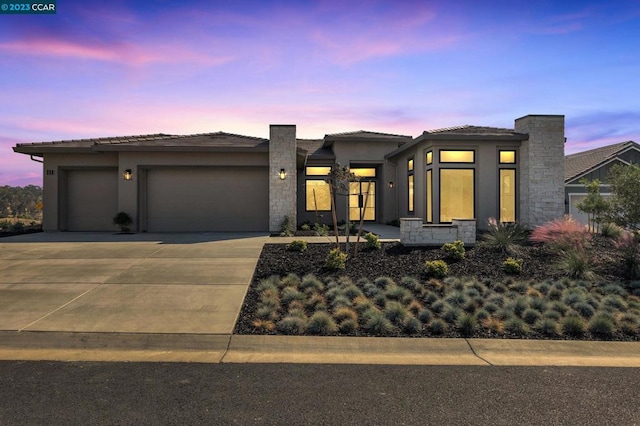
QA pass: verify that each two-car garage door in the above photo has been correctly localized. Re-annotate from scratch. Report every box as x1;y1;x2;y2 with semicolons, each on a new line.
145;167;269;232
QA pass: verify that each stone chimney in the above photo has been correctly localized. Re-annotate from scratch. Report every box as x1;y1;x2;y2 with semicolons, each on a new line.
269;125;297;233
515;115;565;228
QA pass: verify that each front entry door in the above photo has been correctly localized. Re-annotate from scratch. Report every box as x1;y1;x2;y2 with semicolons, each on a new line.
349;181;376;221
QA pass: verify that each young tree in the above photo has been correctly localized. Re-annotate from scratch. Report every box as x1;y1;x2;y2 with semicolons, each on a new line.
575;178;609;233
604;163;640;230
325;164;357;250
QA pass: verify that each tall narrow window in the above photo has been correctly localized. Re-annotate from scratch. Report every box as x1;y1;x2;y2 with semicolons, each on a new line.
440;169;474;222
500;169;516;222
426;151;433;165
305;166;332;211
408;158;414;213
426;170;432;223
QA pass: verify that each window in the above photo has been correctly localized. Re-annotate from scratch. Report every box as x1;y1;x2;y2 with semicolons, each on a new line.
426;151;433;165
499;150;516;164
408;175;414;213
500;169;516;222
306;180;331;211
440;169;474;222
351;167;376;177
440;150;474;163
408;158;414;171
426;170;432;222
306;166;332;176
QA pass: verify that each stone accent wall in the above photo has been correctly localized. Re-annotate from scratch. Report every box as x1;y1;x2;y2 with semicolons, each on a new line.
269;125;297;233
515;115;565;228
400;218;476;246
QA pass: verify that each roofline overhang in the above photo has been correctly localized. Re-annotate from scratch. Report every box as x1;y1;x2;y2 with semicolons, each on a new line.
385;132;528;159
92;145;269;153
322;135;411;149
564;145;640;183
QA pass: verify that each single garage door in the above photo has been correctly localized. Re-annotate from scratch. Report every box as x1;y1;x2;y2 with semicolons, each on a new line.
66;168;119;231
146;167;269;232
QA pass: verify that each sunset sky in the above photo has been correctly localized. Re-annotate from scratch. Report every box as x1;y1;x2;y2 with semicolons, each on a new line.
1;0;639;186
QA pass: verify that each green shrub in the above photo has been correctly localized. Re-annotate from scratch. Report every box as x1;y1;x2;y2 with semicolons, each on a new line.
255;305;278;321
363;310;394;335
313;223;329;236
384;285;412;304
441;306;462;323
403;317;422;334
573;302;596;319
587;313;615;338
112;211;133;232
481;218;528;253
561;316;585;337
280;273;301;288
442;240;465;261
614;232;640;279
364;232;381;250
495;308;514;321
300;223;311;231
384;301;410;325
507;296;529;317
601;283;627;296
11;222;24;232
425;260;448;278
475;309;490;321
277;316;307;335
522;308;542;325
325;248;347;270
618;313;639;336
428;319;448;335
444;291;468;308
307;311;338;335
601;295;627;311
339;318;359;334
342;284;363;300
333;307;358;323
430;300;446;314
353;296;374;314
400;276;421;292
600;222;622;238
556;250;594;280
484;302;499;314
528;296;547;313
256;276;280;292
418;308;433;323
543;309;561;320
548;287;563;301
535;318;559;336
279;215;295;237
330;295;351;309
549;301;569;315
286;240;308;252
374;276;395;289
504;317;528;336
281;287;305;305
503;258;523;275
456;313;477;336
300;275;324;293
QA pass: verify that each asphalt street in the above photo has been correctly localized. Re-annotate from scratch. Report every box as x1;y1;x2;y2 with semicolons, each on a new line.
0;362;639;425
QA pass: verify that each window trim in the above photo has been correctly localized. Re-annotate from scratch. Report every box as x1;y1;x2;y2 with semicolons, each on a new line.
439;168;475;223
439;149;475;163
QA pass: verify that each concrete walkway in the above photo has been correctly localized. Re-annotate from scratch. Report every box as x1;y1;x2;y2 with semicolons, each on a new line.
1;231;639;366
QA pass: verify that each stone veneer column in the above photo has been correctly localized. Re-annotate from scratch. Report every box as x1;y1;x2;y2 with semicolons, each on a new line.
515;115;565;228
269;125;297;233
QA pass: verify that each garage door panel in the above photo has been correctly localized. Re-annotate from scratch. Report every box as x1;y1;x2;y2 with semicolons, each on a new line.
67;169;118;231
146;167;268;232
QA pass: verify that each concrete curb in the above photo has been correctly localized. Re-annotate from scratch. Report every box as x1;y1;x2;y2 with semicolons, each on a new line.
0;332;639;366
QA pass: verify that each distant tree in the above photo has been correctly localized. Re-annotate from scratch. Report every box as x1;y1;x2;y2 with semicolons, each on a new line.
603;163;640;230
575;178;609;233
0;185;43;221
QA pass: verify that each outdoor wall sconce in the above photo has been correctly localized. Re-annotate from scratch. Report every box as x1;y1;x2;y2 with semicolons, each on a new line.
388;181;395;188
279;168;286;180
123;169;133;181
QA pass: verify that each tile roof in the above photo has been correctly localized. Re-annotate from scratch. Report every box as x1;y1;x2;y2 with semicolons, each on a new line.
565;141;638;182
296;139;334;158
325;130;412;139
424;125;524;136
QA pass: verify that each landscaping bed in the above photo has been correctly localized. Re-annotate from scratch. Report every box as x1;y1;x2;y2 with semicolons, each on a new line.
235;238;640;341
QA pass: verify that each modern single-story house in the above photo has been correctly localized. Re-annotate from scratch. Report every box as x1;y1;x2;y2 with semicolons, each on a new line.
565;140;640;225
13;114;566;235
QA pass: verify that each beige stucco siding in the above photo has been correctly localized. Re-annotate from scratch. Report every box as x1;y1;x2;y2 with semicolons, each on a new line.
143;166;268;232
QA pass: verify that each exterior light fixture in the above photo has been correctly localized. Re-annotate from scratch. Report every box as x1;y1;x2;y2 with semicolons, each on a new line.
388;181;395;188
123;169;133;181
279;168;286;180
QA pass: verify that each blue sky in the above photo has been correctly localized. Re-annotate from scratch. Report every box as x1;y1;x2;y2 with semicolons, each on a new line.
1;0;639;186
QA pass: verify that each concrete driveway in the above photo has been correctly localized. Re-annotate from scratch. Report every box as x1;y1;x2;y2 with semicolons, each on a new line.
0;232;268;337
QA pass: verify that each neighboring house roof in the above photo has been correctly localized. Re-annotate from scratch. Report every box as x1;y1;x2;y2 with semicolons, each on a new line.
564;141;639;183
385;125;527;159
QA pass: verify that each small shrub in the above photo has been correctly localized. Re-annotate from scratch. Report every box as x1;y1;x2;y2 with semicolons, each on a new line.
375;276;396;289
502;258;523;275
495;308;514;321
601;295;627;312
418;308;433;323
425;260;448;278
573;302;596;319
313;223;329;236
556;249;594;280
481;218;528;253
339;319;359;333
549;301;569;315
251;319;276;332
504;317;528;336
601;283;627;296
543;309;561;320
444;291;468;308
428;319;448;335
614;231;640;279
600;222;622;238
300;223;311;231
255;305;278;321
364;232;381;250
353;296;374;314
475;309;490;321
548;287;563;301
457;313;477;336
280;273;301;288
407;300;423;316
507;296;529;317
12;222;24;232
530;215;591;252
307;311;338;335
535;318;559;336
306;294;327;311
330;294;351;309
400;277;421;292
528;296;547;313
442;240;465;261
403;316;422;334
385;285;412;304
300;275;324;293
281;287;305;305
618;313;639;336
482;317;504;333
384;301;410;325
522;308;542;325
333;307;358;323
112;211;133;232
484;302;499;314
430;300;446;314
277;316;307;335
587;313;615;338
279;216;295;237
325;248;347;270
561;316;585;337
363;310;394;335
441;306;462;323
286;240;308;252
